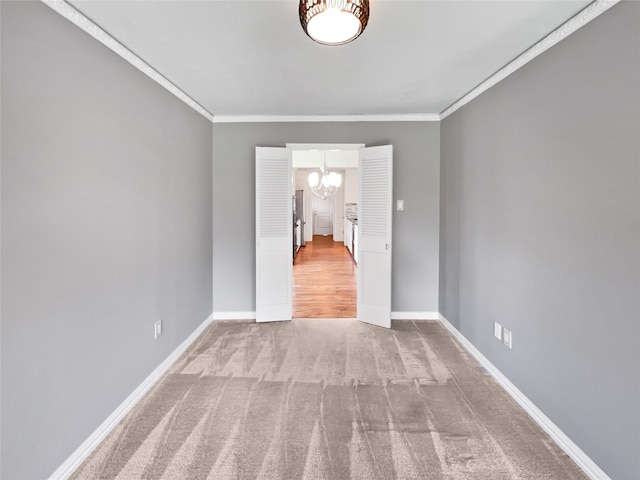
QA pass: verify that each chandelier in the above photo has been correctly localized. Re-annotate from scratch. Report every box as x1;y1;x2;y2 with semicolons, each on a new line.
308;159;342;200
299;0;370;46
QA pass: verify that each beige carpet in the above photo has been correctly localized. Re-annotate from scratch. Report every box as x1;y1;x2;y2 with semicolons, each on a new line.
71;320;587;479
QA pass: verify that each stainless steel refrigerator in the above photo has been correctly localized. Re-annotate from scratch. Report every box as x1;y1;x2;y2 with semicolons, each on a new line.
295;190;305;247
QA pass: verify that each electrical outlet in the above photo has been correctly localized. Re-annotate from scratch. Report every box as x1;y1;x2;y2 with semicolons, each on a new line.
503;328;512;349
493;322;502;341
154;319;162;340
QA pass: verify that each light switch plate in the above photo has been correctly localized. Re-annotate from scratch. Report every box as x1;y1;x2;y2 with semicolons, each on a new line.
493;322;502;340
396;200;404;211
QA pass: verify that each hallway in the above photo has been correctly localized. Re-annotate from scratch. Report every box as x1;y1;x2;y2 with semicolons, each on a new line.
293;235;356;318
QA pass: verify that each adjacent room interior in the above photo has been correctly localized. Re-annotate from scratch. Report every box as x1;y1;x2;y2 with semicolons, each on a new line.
1;1;638;480
291;147;359;319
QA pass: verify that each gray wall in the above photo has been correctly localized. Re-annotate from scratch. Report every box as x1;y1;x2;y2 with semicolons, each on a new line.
440;3;639;479
1;3;213;478
213;122;440;313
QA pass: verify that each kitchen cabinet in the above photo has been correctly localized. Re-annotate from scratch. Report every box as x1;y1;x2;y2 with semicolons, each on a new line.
344;218;358;263
353;224;358;264
344;219;349;247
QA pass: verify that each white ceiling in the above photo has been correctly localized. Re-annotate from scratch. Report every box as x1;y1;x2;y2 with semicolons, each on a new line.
68;0;592;117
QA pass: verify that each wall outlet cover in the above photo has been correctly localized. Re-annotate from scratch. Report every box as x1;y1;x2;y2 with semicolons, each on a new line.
503;328;512;349
154;319;162;339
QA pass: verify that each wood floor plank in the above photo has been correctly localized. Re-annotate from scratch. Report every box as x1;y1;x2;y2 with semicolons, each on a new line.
293;235;356;318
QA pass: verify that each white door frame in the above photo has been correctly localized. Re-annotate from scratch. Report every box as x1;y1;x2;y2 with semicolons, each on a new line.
258;143;391;322
287;143;364;152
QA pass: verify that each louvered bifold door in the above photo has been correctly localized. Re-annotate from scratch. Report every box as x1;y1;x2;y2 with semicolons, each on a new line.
256;147;292;322
357;145;393;328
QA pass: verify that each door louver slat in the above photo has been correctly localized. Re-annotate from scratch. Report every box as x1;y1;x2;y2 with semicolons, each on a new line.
259;159;289;238
361;157;388;238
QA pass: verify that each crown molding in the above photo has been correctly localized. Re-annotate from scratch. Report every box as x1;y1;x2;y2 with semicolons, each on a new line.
42;0;619;125
212;114;441;123
41;0;214;122
440;0;621;120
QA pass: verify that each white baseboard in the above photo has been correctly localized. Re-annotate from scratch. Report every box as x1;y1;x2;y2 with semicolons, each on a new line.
48;313;215;480
213;312;439;321
212;311;256;320
437;314;611;480
391;311;439;320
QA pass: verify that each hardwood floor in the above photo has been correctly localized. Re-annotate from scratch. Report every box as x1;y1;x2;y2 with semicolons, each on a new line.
293;235;356;318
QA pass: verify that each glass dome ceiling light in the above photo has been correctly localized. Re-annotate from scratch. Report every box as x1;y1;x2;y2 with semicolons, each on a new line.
299;0;370;46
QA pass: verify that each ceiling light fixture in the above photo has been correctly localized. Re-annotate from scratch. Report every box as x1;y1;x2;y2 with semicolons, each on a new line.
299;0;370;46
308;158;342;200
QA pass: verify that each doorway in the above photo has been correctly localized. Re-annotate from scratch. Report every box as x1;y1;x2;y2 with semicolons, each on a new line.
255;144;393;328
290;146;360;318
313;195;334;236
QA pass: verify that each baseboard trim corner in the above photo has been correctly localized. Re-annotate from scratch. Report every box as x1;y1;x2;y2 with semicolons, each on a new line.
212;311;257;320
48;312;215;480
436;313;611;480
391;311;439;320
